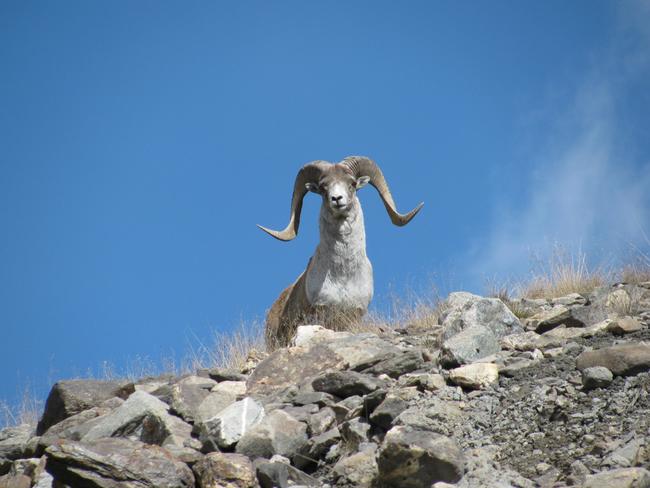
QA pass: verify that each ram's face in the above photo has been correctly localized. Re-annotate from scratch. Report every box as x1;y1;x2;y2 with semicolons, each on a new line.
304;167;369;217
319;173;357;215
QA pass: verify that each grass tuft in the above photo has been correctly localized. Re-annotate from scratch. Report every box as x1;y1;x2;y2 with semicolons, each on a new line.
0;386;42;430
519;247;608;299
187;319;266;372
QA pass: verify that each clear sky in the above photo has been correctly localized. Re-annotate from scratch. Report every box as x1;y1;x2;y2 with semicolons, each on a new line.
1;1;649;412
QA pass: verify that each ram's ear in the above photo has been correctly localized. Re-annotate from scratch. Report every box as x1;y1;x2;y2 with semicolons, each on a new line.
355;176;370;190
305;182;321;194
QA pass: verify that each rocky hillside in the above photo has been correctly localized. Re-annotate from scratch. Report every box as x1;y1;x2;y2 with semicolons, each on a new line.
2;281;650;488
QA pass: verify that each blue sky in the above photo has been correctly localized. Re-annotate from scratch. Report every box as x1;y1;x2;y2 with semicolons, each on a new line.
1;1;649;412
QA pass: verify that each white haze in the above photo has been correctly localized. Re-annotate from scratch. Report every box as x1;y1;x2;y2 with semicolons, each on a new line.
469;1;650;287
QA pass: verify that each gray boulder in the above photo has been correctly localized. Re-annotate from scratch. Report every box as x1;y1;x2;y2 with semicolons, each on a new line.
192;452;258;488
294;427;341;470
195;391;237;424
581;366;614;390
526;305;587;333
441;292;522;340
236;410;307;459
80;390;192;447
311;371;384;398
440;326;500;366
340;418;371;451
198;397;265;450
247;333;400;398
255;460;321;488
45;438;195;487
583;467;650;488
332;443;378;487
377;426;464;487
369;395;409;430
165;375;217;423
37;380;134;435
0;424;34;461
359;350;425;378
576;344;650;376
38;404;114;449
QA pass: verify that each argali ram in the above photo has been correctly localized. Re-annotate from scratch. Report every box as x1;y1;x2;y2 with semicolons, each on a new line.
258;156;423;349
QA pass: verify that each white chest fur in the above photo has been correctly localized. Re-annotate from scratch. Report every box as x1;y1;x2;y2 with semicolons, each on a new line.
305;204;374;309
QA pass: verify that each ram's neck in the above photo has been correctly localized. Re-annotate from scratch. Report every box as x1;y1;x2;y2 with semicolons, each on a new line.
305;200;373;310
316;203;367;260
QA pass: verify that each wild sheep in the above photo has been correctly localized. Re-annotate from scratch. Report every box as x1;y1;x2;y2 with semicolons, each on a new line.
258;156;423;349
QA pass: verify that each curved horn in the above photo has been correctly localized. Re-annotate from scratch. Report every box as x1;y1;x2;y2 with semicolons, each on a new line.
257;161;330;241
341;156;423;226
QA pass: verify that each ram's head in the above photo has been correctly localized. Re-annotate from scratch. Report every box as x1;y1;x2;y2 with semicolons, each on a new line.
258;156;424;241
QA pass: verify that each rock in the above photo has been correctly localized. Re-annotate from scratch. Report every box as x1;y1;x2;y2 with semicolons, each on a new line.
311;371;383;398
276;404;318;423
0;472;31;488
196;391;238;424
212;381;247;398
292;325;349;347
441;292;523;340
192;452;258;488
292;391;335;408
331;396;364;422
576;344;650;376
581;366;614;390
456;447;535;488
247;333;400;398
167;376;217;423
198;397;265;450
395;399;465;438
500;331;560;351
551;293;588;307
605;437;645;468
294;427;341;470
449;363;499;389
398;372;446;391
0;425;33;461
369;395;409;430
198;368;248;382
439;326;500;366
570;300;609;328
255;460;321;488
32;470;53;488
583;467;650;488
499;357;542;377
38;405;114;449
236;410;307;459
37;380;134;435
0;459;10;476
527;305;585;333
608;317;643;334
45;438;195;487
307;407;336;436
247;346;342;398
80;390;192;447
339;418;370;450
332;443;378;487
606;289;632;311
543;325;590;340
359;350;425;378
377;426;464;487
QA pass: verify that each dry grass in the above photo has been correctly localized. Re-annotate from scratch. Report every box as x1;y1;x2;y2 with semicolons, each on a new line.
518;248;608;299
620;264;650;285
0;386;42;430
187;319;266;371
